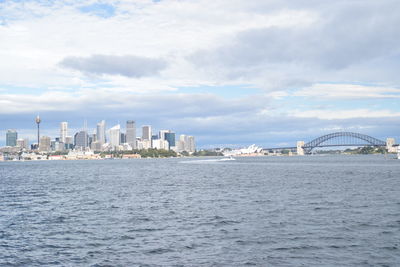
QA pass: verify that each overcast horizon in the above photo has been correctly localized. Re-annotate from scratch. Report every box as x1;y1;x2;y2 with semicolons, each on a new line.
1;0;400;148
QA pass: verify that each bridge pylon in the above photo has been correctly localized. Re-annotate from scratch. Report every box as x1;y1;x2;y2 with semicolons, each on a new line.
297;141;305;156
386;138;397;153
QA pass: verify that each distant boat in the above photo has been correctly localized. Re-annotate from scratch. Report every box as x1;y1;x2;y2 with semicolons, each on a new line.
219;156;235;161
397;147;400;160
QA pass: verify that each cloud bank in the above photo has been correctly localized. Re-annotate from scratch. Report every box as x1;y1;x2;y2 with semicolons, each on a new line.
0;0;399;147
60;55;167;78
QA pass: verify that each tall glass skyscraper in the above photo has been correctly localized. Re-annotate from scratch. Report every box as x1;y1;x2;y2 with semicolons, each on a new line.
164;132;176;149
6;129;17;147
60;122;68;143
74;131;88;149
96;120;106;144
126;120;136;149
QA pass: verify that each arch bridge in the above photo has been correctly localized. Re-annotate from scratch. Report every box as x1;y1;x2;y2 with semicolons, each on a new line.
264;132;393;154
301;132;386;154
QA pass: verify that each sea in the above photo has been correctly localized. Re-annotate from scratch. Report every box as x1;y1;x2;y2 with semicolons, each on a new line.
0;155;399;266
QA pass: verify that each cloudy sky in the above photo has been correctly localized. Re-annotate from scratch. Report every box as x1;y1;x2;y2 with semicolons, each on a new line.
1;0;399;148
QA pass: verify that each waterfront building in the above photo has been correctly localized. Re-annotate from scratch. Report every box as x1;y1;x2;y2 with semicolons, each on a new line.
142;125;152;140
164;132;176;149
187;136;195;152
177;135;196;153
386;138;397;153
137;139;151;149
39;136;51;152
65;136;74;150
96;120;106;144
90;141;102;151
126;120;136;149
152;139;169;150
60;122;68;143
121;143;133;151
74;131;88;150
6;129;18;147
109;124;121;150
179;135;188;152
55;141;64;152
177;140;185;152
16;138;27;150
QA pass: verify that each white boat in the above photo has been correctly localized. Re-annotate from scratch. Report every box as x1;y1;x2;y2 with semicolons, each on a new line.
219;156;235;161
397;147;400;159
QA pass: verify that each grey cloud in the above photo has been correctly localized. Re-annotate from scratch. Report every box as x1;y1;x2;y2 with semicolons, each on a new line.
190;0;400;87
60;54;167;78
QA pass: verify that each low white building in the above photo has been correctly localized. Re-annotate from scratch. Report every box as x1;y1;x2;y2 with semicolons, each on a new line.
152;139;169;150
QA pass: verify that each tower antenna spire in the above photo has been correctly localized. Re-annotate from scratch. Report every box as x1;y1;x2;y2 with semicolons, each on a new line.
35;114;41;148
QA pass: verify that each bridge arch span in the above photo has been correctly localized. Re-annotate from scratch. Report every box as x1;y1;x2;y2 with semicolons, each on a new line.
303;132;386;153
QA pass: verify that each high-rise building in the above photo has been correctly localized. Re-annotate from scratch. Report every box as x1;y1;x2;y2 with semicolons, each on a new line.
164;132;176;149
120;132;126;144
60;122;68;143
187;136;195;152
23;138;29;150
17;138;26;149
89;133;96;147
126;120;136;149
6;129;17;147
39;136;51;152
159;130;170;140
178;134;196;153
65;136;73;149
74;131;88;150
96;120;106;144
142;125;152;140
109;124;121;150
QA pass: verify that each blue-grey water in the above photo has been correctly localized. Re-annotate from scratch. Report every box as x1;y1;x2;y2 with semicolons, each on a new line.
0;155;399;266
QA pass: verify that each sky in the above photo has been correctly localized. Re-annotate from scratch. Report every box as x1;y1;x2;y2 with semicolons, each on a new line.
0;0;400;148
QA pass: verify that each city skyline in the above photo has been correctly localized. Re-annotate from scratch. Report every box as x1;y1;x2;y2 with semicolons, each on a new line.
0;1;400;148
1;116;196;153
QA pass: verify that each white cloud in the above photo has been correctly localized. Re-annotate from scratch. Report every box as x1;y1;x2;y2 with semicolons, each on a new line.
294;83;400;99
290;109;400;120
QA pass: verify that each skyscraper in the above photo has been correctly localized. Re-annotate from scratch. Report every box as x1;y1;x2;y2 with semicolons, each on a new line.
39;136;51;152
74;131;88;150
142;125;152;140
159;130;170;140
96;120;106;144
109;124;121;150
164;132;176;149
120;132;126;144
60;122;68;143
126;120;136;149
188;136;196;152
6;129;17;147
178;134;195;153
